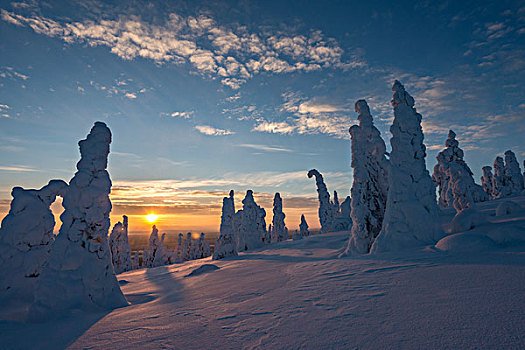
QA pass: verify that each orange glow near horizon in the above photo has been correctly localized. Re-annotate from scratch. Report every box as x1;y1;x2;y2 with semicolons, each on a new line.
145;213;159;223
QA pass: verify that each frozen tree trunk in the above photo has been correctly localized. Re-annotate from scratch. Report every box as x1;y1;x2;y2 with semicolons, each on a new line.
481;166;494;198
371;81;443;253
213;191;238;260
30;122;127;321
109;215;132;274
492;157;506;198
0;180;67;303
504;150;524;195
432;130;488;208
270;193;288;243
344;100;389;255
307;169;335;233
299;214;310;237
235;190;267;251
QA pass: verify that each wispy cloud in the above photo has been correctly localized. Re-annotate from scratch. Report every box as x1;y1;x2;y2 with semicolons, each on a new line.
0;8;365;89
195;125;234;136
168;111;193;119
237;144;293;152
0;165;38;172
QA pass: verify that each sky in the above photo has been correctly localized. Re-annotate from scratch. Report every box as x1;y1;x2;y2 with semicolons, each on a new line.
0;0;524;234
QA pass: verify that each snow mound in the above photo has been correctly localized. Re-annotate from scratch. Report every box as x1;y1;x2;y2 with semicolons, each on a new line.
450;208;488;233
185;264;220;277
495;200;523;217
435;233;498;253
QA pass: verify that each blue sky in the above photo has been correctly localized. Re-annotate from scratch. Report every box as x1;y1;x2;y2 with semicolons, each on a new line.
0;0;524;232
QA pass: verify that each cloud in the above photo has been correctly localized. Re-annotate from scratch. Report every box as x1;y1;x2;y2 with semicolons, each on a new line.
252;121;296;134
298;101;347;114
169;111;193;119
237;144;293;152
195;125;234;136
124;92;137;99
0;165;38;172
1;8;364;89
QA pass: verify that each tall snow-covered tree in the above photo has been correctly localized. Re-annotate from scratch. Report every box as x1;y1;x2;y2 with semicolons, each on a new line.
492;156;506;198
235;190;267;251
270;193;288;243
145;225;169;267
212;190;238;260
307;169;335;233
432;130;488;208
299;214;310;237
30;122;127;321
0;180;67;303
481;166;494;198
333;195;352;232
333;190;340;215
504;150;524;195
371;81;443;253
108;215;132;274
344;100;389;254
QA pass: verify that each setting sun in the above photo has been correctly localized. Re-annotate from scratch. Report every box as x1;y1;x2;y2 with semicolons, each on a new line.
145;213;159;223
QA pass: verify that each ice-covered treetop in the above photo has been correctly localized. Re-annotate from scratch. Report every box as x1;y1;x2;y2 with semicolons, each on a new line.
355;99;373;127
307;169;323;183
391;80;415;107
27;179;67;207
229;189;234;199
445;130;459;148
273;192;283;211
77;121;112;172
504;150;517;161
243;190;255;205
494;156;504;169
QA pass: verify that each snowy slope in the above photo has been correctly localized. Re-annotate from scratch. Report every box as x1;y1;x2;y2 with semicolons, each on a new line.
1;196;525;349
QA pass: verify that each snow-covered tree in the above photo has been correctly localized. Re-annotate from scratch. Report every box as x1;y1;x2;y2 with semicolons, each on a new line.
131;251;139;270
333;190;340;215
109;215;132;274
333;195;353;232
299;214;310;237
344;99;389;255
492;156;506;198
30;122;127;321
174;233;184;262
197;233;211;258
0;180;67;302
292;230;302;240
432;130;488;208
145;225;169;267
235;190;267;251
307;169;335;233
504;150;524;195
481;166;494;198
371;81;443;253
270;193;288;243
184;232;192;260
213;192;239;260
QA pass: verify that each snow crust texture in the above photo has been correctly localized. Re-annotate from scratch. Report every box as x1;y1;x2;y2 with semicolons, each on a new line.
0;180;67;302
30;122;127;321
345;100;388;254
371;81;443;253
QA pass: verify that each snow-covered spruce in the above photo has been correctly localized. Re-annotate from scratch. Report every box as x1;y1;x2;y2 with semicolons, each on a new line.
235;190;267;251
174;233;184;262
481;166;494;198
197;233;211;259
371;81;443;253
109;215;132;274
432;130;488;209
344;99;389;254
292;230;303;240
145;225;170;267
0;180;67;303
492;156;506;199
333;195;352;232
299;214;310;237
30;122;127;321
213;190;237;260
333;190;340;215
307;169;336;233
504;150;524;195
270;193;288;243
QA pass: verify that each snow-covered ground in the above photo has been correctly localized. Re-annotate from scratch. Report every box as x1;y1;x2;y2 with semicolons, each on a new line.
1;196;525;349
